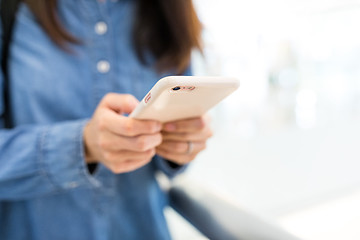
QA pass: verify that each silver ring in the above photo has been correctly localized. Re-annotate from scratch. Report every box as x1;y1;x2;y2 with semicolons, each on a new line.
187;141;194;154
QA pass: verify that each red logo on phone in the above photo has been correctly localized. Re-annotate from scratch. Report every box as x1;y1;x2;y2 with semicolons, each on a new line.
145;92;152;103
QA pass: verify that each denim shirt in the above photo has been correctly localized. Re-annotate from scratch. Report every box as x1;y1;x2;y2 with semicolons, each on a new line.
0;0;189;239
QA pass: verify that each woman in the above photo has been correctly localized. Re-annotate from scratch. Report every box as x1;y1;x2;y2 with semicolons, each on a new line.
0;0;212;239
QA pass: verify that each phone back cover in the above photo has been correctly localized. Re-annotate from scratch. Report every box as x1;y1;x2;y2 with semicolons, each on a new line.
130;76;239;122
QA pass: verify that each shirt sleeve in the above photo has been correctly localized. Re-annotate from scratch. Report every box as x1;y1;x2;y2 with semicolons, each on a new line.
0;119;101;200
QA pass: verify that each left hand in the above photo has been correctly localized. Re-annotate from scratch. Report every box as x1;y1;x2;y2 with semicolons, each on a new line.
156;115;213;165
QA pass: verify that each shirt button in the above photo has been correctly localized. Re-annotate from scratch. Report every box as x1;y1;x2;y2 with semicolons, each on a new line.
95;21;107;35
97;60;110;73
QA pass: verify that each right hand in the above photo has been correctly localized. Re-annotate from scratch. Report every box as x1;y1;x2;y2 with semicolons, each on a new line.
83;93;162;174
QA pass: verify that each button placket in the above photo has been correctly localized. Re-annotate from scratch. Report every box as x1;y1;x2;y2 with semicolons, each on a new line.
93;3;110;75
85;0;113;109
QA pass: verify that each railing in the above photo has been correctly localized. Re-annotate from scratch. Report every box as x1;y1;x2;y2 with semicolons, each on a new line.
168;177;300;240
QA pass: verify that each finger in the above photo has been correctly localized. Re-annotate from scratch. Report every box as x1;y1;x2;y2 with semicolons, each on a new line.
98;132;162;152
108;149;155;173
100;93;139;114
117;158;152;173
156;140;206;154
99;110;162;137
156;148;196;165
163;117;205;133
104;148;156;166
108;156;154;174
161;127;213;142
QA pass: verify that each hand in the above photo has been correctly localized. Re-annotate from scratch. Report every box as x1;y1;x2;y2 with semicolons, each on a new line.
156;115;213;165
83;93;162;174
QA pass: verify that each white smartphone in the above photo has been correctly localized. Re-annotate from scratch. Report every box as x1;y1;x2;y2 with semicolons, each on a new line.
129;76;240;122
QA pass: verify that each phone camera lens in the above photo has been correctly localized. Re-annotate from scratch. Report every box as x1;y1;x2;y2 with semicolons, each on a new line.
172;86;181;91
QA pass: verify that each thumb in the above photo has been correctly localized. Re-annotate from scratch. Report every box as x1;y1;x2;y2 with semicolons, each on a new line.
100;93;139;114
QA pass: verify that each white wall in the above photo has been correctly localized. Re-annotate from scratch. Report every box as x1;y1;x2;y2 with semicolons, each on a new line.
174;1;360;239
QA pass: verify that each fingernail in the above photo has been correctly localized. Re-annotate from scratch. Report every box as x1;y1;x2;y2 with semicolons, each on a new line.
165;123;176;131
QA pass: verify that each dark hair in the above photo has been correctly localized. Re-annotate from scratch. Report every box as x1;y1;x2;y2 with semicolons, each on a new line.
24;0;202;74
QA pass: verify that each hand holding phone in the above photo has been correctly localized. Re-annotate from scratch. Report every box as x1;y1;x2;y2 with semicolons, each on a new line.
129;76;239;122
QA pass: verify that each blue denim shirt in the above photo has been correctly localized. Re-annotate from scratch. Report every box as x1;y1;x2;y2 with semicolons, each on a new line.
0;1;189;239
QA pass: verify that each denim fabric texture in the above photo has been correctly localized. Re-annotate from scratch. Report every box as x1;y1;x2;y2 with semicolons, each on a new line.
0;0;189;239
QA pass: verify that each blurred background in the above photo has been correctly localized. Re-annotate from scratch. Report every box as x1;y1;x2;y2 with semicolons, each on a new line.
166;0;360;239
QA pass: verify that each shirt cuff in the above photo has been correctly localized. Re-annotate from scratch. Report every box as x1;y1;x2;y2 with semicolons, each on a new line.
154;155;188;178
40;119;101;191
